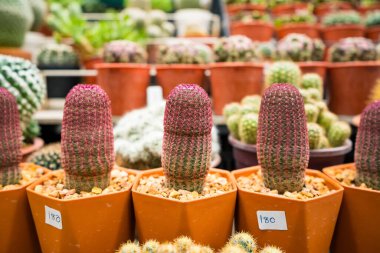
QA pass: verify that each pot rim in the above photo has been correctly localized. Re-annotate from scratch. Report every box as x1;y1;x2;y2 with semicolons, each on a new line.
231;21;274;29
21;138;44;156
328;61;380;68
209;62;265;69
132;168;237;203
95;62;150;69
227;3;267;14
155;64;208;70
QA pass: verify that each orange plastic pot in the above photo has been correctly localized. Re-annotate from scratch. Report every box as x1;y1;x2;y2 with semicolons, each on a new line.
271;3;308;17
230;22;274;42
323;164;380;253
315;2;353;18
327;61;380;115
277;24;320;39
209;62;264;115
366;26;380;42
298;61;328;80
21;137;44;162
82;57;102;84
0;163;48;253
155;64;206;99
321;25;365;44
0;47;32;60
132;168;237;250
232;166;343;253
27;168;136;253
96;63;150;116
227;3;266;15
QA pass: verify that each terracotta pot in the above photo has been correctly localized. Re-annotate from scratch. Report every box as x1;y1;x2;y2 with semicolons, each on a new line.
132;168;237;250
227;3;267;15
358;4;380;14
366;26;380;42
298;61;328;80
327;61;380;116
315;2;353;18
0;47;32;60
83;57;103;84
321;25;365;44
96;63;150;116
232;166;344;253
22;137;44;162
27;168;136;253
209;62;264;115
230;22;274;42
323;164;380;253
271;3;308;17
155;64;206;99
277;24;320;39
0;163;48;253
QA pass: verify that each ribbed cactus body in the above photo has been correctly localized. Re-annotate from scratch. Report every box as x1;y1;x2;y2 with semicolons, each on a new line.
227;114;241;140
318;135;330;149
0;88;22;185
162;84;212;193
37;44;79;69
304;104;319;123
355;101;380;190
62;85;114;192
265;61;302;88
27;143;61;170
308;123;324;149
301;73;323;94
223;102;240;120
241;95;261;106
318;110;338;130
239;113;259;144
228;232;257;253
327;121;351;147
257;84;309;193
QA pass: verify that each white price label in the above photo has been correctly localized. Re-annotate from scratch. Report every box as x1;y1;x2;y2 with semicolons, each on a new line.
257;211;287;231
45;206;62;230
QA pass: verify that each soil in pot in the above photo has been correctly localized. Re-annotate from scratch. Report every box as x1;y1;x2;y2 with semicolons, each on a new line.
230;22;274;42
277;24;320;39
322;25;365;44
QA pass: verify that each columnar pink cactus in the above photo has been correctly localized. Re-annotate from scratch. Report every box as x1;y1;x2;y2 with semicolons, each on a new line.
355;101;380;190
162;84;213;193
0;88;22;185
61;85;114;192
257;83;309;193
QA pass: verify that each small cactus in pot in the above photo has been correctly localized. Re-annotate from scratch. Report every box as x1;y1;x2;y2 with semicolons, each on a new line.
327;121;352;147
322;10;362;27
329;37;377;62
103;40;147;63
265;61;302;87
37;44;80;69
213;35;256;62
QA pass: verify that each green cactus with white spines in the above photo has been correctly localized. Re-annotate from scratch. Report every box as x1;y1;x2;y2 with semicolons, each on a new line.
328;121;352;147
318;110;338;131
239;114;259;145
299;89;312;103
117;242;141;253
228;232;258;253
314;100;328;112
174;236;193;253
27;143;61;170
308;123;324;149
142;240;160;253
37;44;79;69
265;61;302;87
23;118;40;144
188;245;213;253
240;104;259;115
366;10;380;27
307;88;323;102
157;243;176;253
322;11;362;27
318;135;330;149
301;73;323;95
223;102;241;120
304;104;319;123
227;114;241;140
260;246;284;253
241;95;261;107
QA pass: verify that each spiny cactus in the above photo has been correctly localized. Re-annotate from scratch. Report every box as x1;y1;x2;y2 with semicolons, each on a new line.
240;104;259;115
231;10;270;23
223;102;241;120
365;10;380;27
307;88;323;102
62;85;114;192
322;10;362;26
213;35;256;62
239;114;259;145
174;236;194;253
117;242;141;253
318;110;338;130
254;42;277;61
220;245;245;253
314;100;328;112
142;240;160;253
355;101;380;190
227;114;241;140
241;95;261;107
157;243;177;253
368;79;380;104
27;142;61;170
305;104;319;123
37;44;79;69
329;37;377;62
312;38;326;61
327;121;352;147
265;61;302;88
228;232;257;253
103;40;147;63
308;123;324;149
0;88;22;186
162;84;212;192
318;135;330;149
301;73;323;95
259;246;284;253
257;84;309;193
274;10;316;27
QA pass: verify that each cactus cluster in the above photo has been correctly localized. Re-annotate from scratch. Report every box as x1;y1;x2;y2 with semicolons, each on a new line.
231;10;271;23
27;143;61;171
254;42;277;61
301;73;323;94
327;121;352;147
61;85;114;192
227;232;257;253
103;40;147;63
213;35;256;62
142;240;160;253
322;10;362;26
329;37;378;62
265;61;302;87
274;9;317;27
365;10;380;27
37;44;80;69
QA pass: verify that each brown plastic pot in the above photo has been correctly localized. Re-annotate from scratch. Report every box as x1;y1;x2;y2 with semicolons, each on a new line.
22;137;44;162
323;164;380;253
232;166;343;253
321;25;365;44
327;61;380;115
27;168;136;253
271;3;308;17
230;22;274;42
132;168;237;250
0;163;48;253
209;62;264;115
315;2;353;19
366;26;380;42
298;61;328;80
0;47;32;60
227;3;266;15
155;64;206;99
277;24;320;39
96;63;150;116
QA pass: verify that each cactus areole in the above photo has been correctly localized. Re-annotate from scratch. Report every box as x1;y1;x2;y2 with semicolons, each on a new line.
61;85;114;192
0;88;22;186
257;83;309;193
162;84;213;193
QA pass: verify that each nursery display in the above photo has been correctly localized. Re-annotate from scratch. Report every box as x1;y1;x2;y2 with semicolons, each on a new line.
314;1;353;19
365;10;380;41
27;143;61;171
232;84;344;253
323;100;380;253
27;85;137;252
275;10;319;39
132;84;237;249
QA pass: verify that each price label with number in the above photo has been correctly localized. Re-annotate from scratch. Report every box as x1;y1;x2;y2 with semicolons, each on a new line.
256;211;287;231
45;205;63;230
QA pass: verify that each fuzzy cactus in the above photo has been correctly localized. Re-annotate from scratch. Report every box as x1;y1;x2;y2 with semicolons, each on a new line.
239;113;259;144
265;61;302;87
318;135;330;149
117;242;141;253
223;102;241;120
308;123;324;149
318;110;338;130
329;37;377;62
257;83;309;193
157;243;176;253
27;143;61;170
260;246;284;253
327;121;351;147
162;84;212;192
0;88;22;186
355;101;380;190
231;10;270;23
365;10;380;27
301;73;323;95
213;35;256;62
274;10;316;27
142;240;160;253
174;236;194;253
368;79;380;103
254;42;277;61
227;114;241;140
312;38;326;61
304;104;319;123
103;40;147;63
61;85;114;192
307;88;323;102
188;245;213;253
241;95;261;107
37;43;79;69
322;10;362;27
228;232;257;253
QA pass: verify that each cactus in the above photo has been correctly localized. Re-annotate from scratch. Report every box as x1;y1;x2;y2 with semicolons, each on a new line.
301;73;323;95
318;135;330;149
312;38;326;61
241;95;261;107
307;88;323;102
213;35;256;62
355;101;380;190
162;84;212;192
322;11;362;27
223;102;241;120
23;119;40;144
257;84;309;193
239;113;259;145
142;240;160;253
318;110;338;130
240;104;259;115
220;245;245;253
265;61;302;87
29;0;46;31
329;37;377;62
103;40;147;63
304;104;319;123
0;88;22;186
187;245;214;253
37;44;79;69
228;232;257;253
255;42;277;61
299;88;312;103
308;123;324;149
174;236;194;253
274;10;316;27
327;121;351;147
117;242;141;253
227;114;241;140
157;243;177;253
365;10;380;27
231;10;270;23
260;246;284;253
27;143;61;170
61;85;114;192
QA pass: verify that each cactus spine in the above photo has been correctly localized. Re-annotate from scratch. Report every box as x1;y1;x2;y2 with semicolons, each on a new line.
27;143;61;170
228;232;257;253
227;114;241;140
304;104;319;123
260;246;284;253
142;240;160;253
265;61;302;88
257;84;309;193
61;85;114;192
117;242;141;253
162;84;212;193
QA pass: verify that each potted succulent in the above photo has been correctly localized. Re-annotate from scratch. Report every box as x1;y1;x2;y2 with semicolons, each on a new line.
254;41;277;61
96;40;150;116
0;88;47;253
269;0;309;17
209;35;264;115
27;85;137;252
155;39;213;98
232;83;344;253
132;85;237;249
314;0;353;19
275;9;319;39
230;11;274;41
27;143;61;171
365;10;380;41
327;37;380;115
323;101;380;253
321;10;365;43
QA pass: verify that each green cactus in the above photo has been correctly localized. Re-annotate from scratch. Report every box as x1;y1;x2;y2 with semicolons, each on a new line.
157;243;176;253
327;121;352;147
299;89;312;103
174;236;194;253
301;73;323;95
37;44;79;69
314;100;328;112
277;33;314;62
241;95;261;107
142;240;160;253
117;242;141;253
365;10;380;27
228;232;257;253
255;42;277;61
27;143;61;170
312;38;326;61
304;104;319;123
23;119;40;144
227;114;241;140
214;35;256;62
265;61;302;87
29;0;46;31
308;123;324;149
223;102;241;120
317;135;330;149
322;11;362;27
260;246;284;253
329;37;377;62
307;88;323;102
239;113;259;144
318;110;338;130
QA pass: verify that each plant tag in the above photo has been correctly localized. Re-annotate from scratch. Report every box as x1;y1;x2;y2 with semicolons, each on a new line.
45;205;62;230
257;211;287;231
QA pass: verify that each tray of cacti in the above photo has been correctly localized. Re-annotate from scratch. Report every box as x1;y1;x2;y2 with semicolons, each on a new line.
209;35;264;115
27;85;137;253
323;101;380;253
132;85;237;250
314;0;353;19
269;0;309;17
327;37;380;115
155;39;213;98
365;10;380;41
275;9;319;39
0;88;49;253
225;0;267;16
96;40;150;116
232;83;344;253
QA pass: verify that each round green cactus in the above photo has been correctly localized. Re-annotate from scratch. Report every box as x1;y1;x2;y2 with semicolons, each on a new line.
241;95;261;107
366;10;380;27
265;61;302;87
227;114;241;139
213;35;255;62
304;104;319;123
308;123;324;149
223;102;241;120
329;37;377;62
240;104;259;115
277;33;314;62
157;243;177;253
322;10;362;27
27;143;61;170
142;240;160;253
317;135;330;149
327;121;352;147
37;43;79;69
314;100;328;112
228;232;257;253
318;110;338;130
307;88;323;102
239;113;259;145
301;73;323;94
